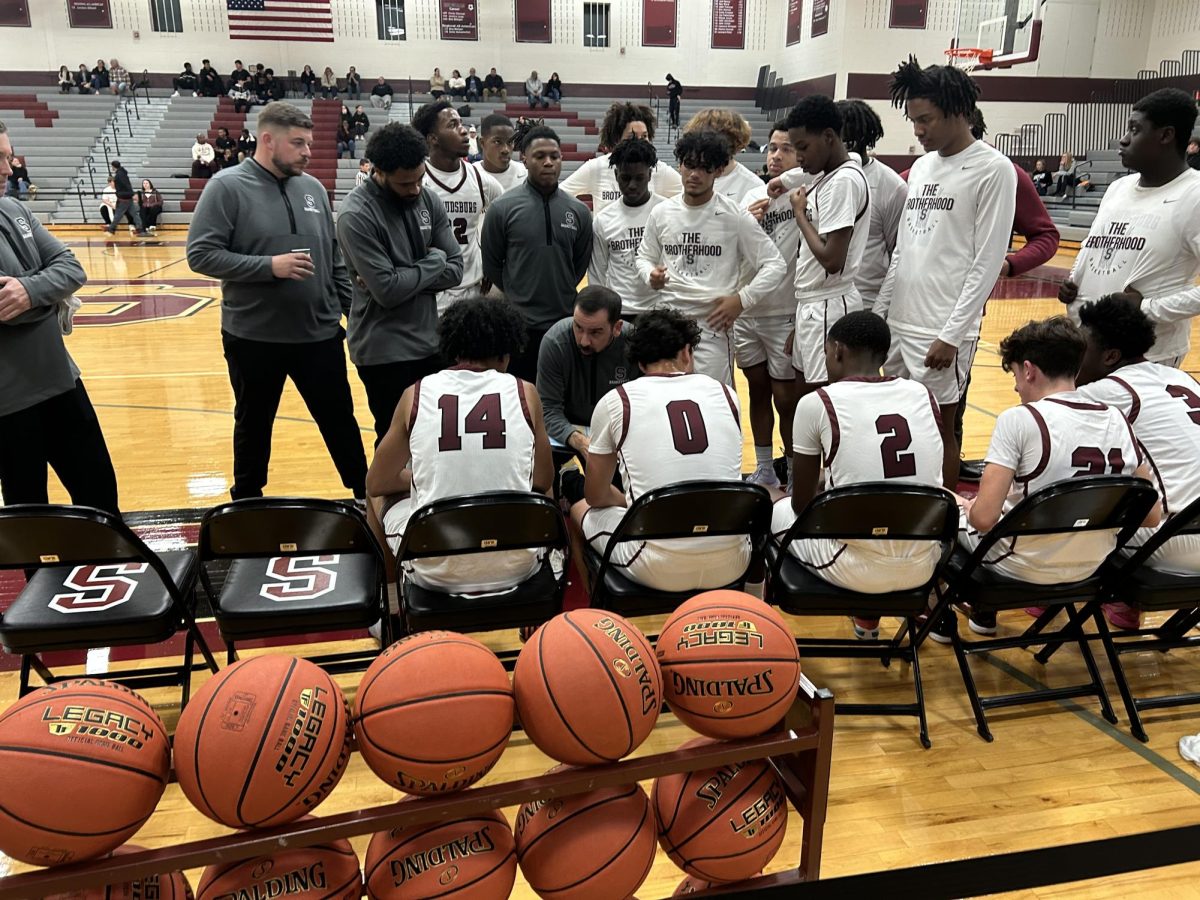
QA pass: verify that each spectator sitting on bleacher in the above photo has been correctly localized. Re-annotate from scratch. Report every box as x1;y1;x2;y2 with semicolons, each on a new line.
430;68;446;100
215;127;236;162
467;125;481;162
229;78;254;114
346;66;362;100
1187;138;1200;171
1031;159;1053;195
356;158;371;187
107;160;145;237
99;176;116;225
218;147;236;169
448;70;466;99
1053;153;1091;198
465;68;483;103
136;179;162;233
191;133;216;179
546;73;562;103
322;66;338;99
58;65;73;94
198;59;223;97
254;71;271;104
7;157;33;200
352;106;370;137
230;60;251;87
108;59;129;96
173;62;199;97
340;104;352;130
237;128;256;161
525;71;549;108
74;63;93;95
484;67;506;100
90;59;110;94
264;70;285;103
300;65;317;99
336;122;356;160
370;76;393;109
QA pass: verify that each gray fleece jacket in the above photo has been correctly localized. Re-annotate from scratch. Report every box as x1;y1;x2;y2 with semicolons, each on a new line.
0;198;87;417
186;158;352;343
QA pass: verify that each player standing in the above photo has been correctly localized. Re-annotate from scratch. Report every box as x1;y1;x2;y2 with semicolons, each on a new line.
473;114;527;194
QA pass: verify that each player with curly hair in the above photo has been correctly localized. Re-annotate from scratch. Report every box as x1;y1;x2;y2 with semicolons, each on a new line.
684;107;763;203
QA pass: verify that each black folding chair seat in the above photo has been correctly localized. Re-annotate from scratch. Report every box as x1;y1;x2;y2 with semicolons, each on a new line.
402;559;561;633
766;541;934;617
944;545;1103;610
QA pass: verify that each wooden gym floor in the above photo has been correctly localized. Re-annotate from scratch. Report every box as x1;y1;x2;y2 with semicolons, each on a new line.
3;229;1200;897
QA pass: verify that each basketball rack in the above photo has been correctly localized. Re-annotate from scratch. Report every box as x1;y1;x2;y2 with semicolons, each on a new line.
0;678;835;899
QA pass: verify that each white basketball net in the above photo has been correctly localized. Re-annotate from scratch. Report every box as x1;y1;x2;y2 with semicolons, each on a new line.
945;48;987;72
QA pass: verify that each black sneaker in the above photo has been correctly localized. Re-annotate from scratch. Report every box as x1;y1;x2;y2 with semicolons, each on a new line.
959;460;984;482
954;602;997;636
919;608;957;644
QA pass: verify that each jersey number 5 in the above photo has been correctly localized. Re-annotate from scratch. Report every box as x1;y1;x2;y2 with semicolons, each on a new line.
876;414;917;478
438;393;507;450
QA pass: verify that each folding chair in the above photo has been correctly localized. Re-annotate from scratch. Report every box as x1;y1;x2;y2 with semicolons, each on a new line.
1032;495;1200;742
0;504;218;706
394;491;569;637
198;498;389;673
765;484;959;748
942;475;1158;741
583;481;773;617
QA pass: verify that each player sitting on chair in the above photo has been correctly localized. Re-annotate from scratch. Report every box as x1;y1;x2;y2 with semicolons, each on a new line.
570;307;750;592
771;311;945;640
366;296;554;592
955;316;1161;636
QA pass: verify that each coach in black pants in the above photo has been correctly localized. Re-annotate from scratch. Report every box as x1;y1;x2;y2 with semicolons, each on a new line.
0;122;119;513
336;123;463;444
187;102;369;501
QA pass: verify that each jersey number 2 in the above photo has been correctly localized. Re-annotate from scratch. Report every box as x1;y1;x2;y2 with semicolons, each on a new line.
438;393;506;450
452;217;469;245
876;414;917;478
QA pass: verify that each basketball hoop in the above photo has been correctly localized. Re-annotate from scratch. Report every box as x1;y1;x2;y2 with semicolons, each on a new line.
945;47;994;72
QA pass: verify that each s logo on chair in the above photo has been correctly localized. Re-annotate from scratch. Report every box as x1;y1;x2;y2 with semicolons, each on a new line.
48;563;149;614
259;555;341;601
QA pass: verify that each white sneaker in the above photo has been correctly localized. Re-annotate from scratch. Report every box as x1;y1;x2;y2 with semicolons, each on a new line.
746;464;780;487
368;618;382;643
171;91;179;97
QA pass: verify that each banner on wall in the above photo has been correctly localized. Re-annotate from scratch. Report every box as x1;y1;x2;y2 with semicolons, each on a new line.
889;0;926;29
439;0;476;40
785;0;801;45
812;0;829;37
67;0;111;28
643;0;676;48
515;0;550;43
711;0;745;49
0;0;30;27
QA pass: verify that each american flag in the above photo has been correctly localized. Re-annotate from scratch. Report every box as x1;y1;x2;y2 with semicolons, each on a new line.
226;0;334;43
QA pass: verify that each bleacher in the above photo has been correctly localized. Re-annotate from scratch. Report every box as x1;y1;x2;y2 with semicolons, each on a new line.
1044;142;1127;242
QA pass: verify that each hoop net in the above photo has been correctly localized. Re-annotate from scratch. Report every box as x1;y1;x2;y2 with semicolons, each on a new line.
945;47;994;72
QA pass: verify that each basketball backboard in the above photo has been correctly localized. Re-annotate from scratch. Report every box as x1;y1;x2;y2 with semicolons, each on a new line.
950;0;1045;70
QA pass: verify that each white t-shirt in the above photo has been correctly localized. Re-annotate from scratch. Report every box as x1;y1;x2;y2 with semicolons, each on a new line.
588;193;666;315
742;181;802;318
873;140;1017;346
793;159;871;303
1068;169;1200;363
473;159;527;193
560;154;683;214
976;391;1141;582
857;159;907;303
714;161;765;206
424;161;503;308
635;192;787;317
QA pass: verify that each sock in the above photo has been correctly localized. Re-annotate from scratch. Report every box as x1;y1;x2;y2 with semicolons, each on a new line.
754;445;773;468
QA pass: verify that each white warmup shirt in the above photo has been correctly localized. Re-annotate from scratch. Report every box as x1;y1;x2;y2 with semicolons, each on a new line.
560;154;683;214
473;159;527;193
1068;169;1200;364
857;158;907;305
742;179;803;317
714;161;766;205
424;161;502;309
588;193;667;315
792;158;871;304
873;141;1017;348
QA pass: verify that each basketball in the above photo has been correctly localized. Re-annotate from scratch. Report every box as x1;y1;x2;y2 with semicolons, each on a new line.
364;810;516;899
0;679;170;866
653;738;789;883
513;609;662;765
515;777;657;900
656;590;801;739
174;655;351;828
197;833;360;900
354;631;514;795
44;845;193;900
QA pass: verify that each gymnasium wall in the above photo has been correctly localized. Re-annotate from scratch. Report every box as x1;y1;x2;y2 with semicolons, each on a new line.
1146;0;1200;71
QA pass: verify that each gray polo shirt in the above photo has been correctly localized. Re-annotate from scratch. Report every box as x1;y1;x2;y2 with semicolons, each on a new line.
535;315;631;445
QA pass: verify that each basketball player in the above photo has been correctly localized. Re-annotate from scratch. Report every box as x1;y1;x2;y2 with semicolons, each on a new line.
187;102;369;501
635;129;786;386
367;297;554;592
1059;88;1200;366
571;308;750;592
784;95;872;401
1076;297;1200;586
0;120;119;514
739;122;804;487
474;113;527;193
561;102;682;213
587;138;666;320
684;108;764;204
771;311;944;639
337;123;464;444
412;101;502;312
953;317;1160;637
872;57;1017;489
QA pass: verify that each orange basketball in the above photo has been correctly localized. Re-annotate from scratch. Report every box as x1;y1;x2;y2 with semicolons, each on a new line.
515;778;656;900
653;738;788;883
656;590;800;739
197;833;360;900
354;632;513;795
513;610;662;765
45;845;193;900
174;655;351;828
0;679;170;866
364;810;516;899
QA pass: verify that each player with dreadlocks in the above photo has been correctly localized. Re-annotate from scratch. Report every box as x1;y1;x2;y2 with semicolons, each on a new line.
871;56;1016;489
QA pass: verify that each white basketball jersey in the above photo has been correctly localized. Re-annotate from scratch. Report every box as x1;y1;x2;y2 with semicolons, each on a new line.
409;367;535;511
800;377;944;489
1078;361;1200;515
424;161;502;311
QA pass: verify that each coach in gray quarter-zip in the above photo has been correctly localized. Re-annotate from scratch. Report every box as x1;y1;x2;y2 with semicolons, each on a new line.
0;120;119;513
187;101;369;503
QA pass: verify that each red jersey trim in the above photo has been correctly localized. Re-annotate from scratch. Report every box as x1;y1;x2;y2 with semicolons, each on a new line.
615;385;632;452
1044;397;1108;412
424;161;469;193
514;374;534;429
1015;404;1051;484
410;379;423;428
1106;375;1141;423
816;387;840;468
721;384;740;428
